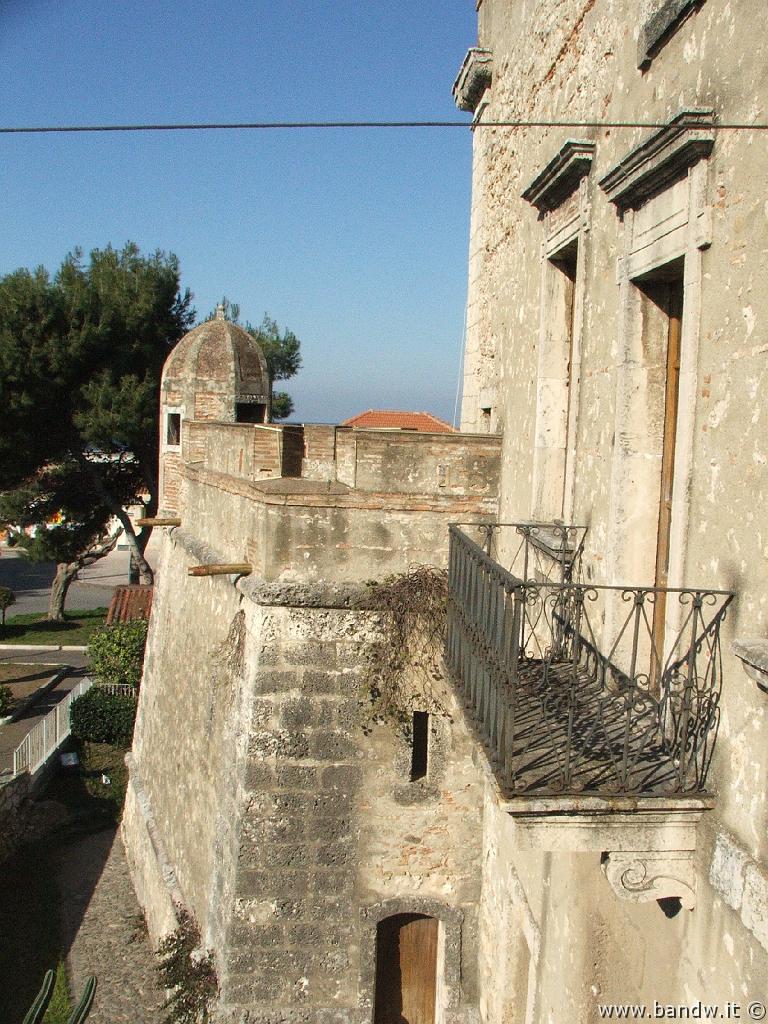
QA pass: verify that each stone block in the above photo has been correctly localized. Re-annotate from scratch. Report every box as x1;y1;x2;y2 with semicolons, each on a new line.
226;920;283;948
315;816;353;841
237;868;310;899
310;732;358;761
241;814;304;845
257;669;301;694
250;697;278;727
245;761;275;790
316;841;354;867
281;696;316;729
286;921;325;947
312;791;354;817
226;968;286;1004
275;764;319;790
741;863;768;953
249;730;311;760
709;831;750;911
321;764;363;791
273;896;309;920
286;642;339;669
303;671;340;695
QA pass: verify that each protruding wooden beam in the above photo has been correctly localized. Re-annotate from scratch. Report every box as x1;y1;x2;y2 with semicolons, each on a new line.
188;563;252;577
136;517;181;527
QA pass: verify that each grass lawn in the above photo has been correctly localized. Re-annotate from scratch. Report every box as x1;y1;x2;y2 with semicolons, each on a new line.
0;662;57;686
47;739;130;824
0;608;107;645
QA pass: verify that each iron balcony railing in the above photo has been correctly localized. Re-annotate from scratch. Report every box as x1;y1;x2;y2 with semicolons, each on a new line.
446;524;734;796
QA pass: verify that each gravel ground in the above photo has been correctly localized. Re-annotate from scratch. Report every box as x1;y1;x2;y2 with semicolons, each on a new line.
55;828;165;1023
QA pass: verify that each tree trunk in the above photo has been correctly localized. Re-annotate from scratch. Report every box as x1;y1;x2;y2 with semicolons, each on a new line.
48;562;78;622
45;530;124;622
115;509;154;585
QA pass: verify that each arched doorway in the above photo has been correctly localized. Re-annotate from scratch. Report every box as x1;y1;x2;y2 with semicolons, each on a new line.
373;913;438;1024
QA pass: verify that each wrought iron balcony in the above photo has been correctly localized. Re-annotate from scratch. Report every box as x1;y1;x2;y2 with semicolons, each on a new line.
446;524;734;797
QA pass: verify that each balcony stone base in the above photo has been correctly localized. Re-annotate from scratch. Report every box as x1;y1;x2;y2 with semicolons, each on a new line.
497;794;713;909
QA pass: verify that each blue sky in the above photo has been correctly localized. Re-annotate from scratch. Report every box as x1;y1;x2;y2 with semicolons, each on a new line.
0;1;477;424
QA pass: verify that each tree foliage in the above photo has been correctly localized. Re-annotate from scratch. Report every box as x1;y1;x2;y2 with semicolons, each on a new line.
0;243;195;613
206;297;301;419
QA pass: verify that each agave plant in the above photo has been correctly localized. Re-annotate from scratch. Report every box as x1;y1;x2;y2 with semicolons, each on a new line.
22;971;97;1024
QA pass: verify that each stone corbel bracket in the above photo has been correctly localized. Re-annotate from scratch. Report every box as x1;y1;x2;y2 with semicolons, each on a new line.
500;794;713;910
522;140;596;214
452;47;493;113
599;108;714;211
602;850;697;909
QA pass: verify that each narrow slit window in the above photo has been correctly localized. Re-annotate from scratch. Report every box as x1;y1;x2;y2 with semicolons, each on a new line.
411;711;429;781
166;412;181;446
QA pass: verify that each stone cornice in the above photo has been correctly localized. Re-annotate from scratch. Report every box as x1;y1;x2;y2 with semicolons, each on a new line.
522;140;596;213
452;47;493;113
599;108;715;210
638;0;705;69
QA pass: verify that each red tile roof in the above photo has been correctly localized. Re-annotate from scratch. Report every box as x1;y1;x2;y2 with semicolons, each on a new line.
106;585;153;625
341;410;456;433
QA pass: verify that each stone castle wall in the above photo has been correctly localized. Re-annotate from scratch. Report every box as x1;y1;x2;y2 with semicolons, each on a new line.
124;524;488;1021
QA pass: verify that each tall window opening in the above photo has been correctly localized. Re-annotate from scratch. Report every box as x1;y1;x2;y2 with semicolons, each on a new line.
633;259;684;680
532;238;579;519
410;711;429;781
550;241;578;516
166;412;181;447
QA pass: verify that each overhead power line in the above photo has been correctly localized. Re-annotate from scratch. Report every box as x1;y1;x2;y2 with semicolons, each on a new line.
0;119;767;135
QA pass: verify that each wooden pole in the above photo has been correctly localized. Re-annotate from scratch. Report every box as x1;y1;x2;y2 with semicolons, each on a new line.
188;563;252;577
136;517;181;527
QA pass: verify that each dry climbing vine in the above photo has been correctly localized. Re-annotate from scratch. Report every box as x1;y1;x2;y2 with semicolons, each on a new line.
214;609;246;678
361;565;450;731
156;910;219;1024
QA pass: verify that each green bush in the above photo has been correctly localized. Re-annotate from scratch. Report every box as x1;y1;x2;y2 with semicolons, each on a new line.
0;684;12;717
70;687;137;746
87;619;148;689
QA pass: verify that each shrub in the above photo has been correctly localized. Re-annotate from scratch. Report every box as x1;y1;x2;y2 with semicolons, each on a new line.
0;685;12;717
71;687;137;746
0;585;16;625
87;619;148;689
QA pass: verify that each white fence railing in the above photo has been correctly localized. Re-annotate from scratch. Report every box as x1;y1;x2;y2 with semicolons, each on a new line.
96;683;138;697
12;677;94;778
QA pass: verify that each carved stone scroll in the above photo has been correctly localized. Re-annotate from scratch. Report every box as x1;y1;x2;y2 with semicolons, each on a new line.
602;851;696;910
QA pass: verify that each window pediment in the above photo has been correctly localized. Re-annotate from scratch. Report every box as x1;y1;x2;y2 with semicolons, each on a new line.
522;140;595;213
599;108;714;211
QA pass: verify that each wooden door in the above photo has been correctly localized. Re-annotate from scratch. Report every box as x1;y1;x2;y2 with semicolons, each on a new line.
651;281;683;681
374;914;438;1024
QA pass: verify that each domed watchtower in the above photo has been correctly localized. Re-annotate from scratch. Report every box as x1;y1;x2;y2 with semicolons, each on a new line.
159;305;271;514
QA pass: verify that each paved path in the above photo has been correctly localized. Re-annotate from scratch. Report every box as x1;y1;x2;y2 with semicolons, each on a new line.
0;669;83;776
0;534;161;616
0;550;118;616
56;829;165;1023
